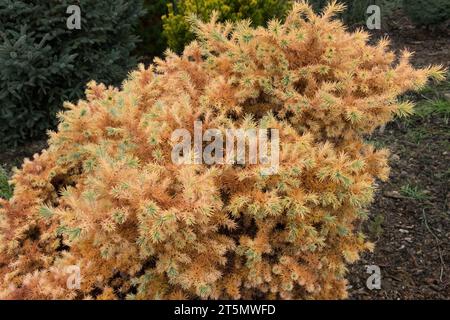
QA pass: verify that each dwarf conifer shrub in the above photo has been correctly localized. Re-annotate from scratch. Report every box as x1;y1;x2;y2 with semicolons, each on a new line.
0;1;445;299
0;0;144;147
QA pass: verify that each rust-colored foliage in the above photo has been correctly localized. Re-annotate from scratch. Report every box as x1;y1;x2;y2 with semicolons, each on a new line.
0;1;445;299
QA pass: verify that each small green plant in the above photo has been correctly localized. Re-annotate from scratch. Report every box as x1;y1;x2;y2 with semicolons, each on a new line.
366;139;386;150
415;99;450;121
0;167;12;200
368;214;384;238
417;85;437;97
400;184;428;201
405;127;429;144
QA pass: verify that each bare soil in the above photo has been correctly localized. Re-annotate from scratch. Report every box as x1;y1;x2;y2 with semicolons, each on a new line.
348;13;450;300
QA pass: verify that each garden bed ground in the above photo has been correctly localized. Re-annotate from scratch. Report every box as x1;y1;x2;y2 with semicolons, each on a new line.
348;17;450;299
348;104;449;300
0;16;448;300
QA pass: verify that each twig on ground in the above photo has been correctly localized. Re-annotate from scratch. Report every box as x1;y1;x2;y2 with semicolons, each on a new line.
422;208;445;282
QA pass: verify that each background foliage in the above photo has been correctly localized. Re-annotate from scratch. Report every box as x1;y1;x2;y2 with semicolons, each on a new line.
135;0;168;60
155;0;407;55
162;0;292;53
0;0;144;148
0;167;12;200
403;0;450;27
310;0;403;26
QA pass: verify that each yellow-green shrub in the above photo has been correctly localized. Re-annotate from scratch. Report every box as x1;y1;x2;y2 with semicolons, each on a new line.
0;1;444;299
162;0;292;53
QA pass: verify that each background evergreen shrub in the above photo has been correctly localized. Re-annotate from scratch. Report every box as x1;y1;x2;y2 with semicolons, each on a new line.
309;0;399;26
135;0;168;60
0;166;12;200
403;0;450;27
0;0;144;148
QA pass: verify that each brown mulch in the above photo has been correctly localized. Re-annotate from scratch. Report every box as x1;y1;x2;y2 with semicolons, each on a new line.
348;115;450;300
348;13;449;300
